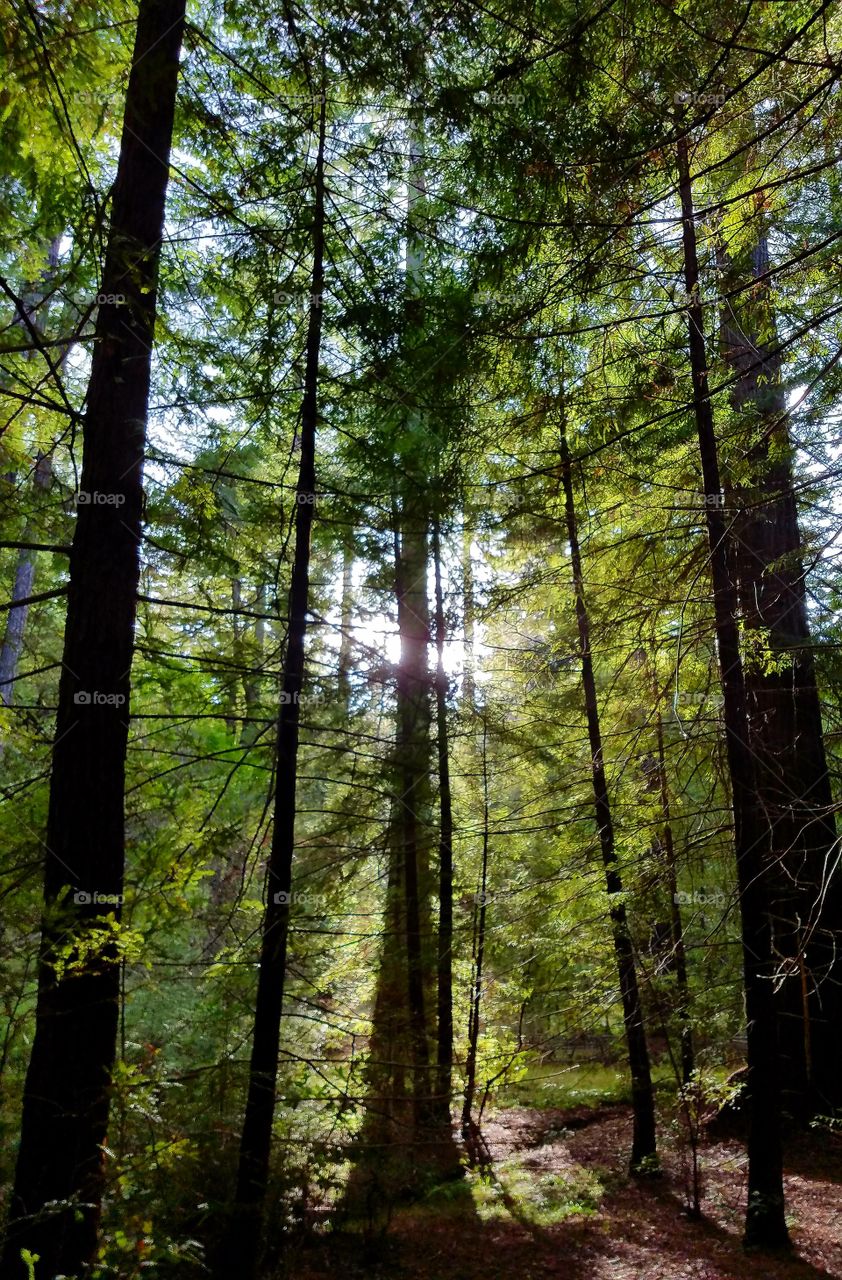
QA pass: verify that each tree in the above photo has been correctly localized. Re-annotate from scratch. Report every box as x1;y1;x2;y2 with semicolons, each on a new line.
0;1;187;1274
218;90;327;1280
719;226;842;1121
677;129;789;1250
559;422;659;1175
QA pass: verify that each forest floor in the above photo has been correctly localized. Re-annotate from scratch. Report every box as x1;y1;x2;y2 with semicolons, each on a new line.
286;1103;842;1279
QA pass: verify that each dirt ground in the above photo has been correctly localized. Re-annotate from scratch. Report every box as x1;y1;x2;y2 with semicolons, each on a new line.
287;1104;842;1279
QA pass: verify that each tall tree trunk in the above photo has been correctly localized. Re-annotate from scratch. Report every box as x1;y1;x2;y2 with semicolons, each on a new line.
227;577;244;734
219;95;327;1280
676;133;789;1249
348;117;459;1198
719;234;841;1121
559;425;658;1173
0;3;186;1276
461;718;489;1151
653;698;694;1086
432;516;454;1121
461;518;475;707
241;581;266;742
395;504;435;1130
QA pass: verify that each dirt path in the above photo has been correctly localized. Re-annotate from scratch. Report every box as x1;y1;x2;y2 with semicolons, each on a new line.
288;1105;842;1279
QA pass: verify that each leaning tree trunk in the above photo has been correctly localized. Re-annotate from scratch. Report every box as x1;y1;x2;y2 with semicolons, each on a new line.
719;233;841;1121
0;3;186;1276
218;95;327;1280
677;133;788;1250
559;426;658;1174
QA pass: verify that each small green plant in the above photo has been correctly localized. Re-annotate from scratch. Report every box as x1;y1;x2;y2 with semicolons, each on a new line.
20;1252;38;1280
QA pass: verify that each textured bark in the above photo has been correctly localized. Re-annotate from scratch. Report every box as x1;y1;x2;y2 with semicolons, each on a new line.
559;427;658;1174
719;236;841;1120
219;96;326;1280
677;133;789;1250
0;3;186;1276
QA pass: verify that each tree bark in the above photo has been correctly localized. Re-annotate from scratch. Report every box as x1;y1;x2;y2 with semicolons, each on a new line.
676;132;789;1249
559;425;658;1174
0;3;186;1275
219;94;326;1280
719;234;841;1120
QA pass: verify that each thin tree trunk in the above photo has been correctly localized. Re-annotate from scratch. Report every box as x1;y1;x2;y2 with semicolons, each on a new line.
241;582;266;741
653;701;694;1085
0;4;186;1276
676;132;789;1250
461;719;489;1148
432;517;454;1121
227;577;244;734
461;518;475;707
559;425;658;1174
395;507;435;1130
220;94;326;1280
719;234;841;1120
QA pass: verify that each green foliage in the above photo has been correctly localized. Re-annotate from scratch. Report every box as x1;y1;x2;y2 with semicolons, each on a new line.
2;0;841;1264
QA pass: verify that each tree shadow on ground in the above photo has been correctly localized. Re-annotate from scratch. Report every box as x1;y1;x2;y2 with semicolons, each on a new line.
284;1105;842;1280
